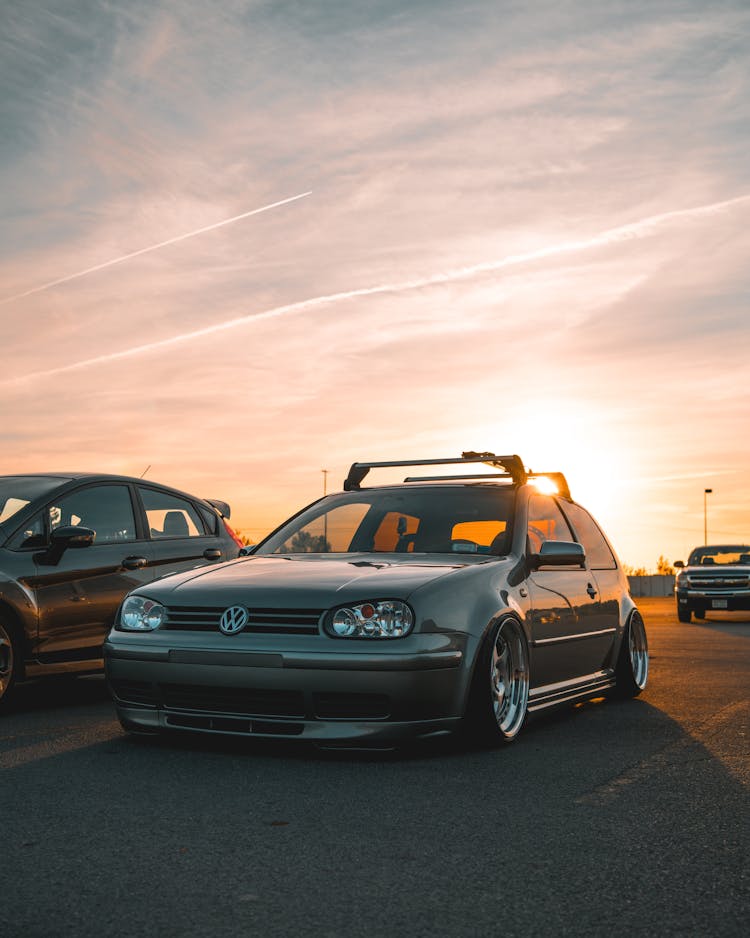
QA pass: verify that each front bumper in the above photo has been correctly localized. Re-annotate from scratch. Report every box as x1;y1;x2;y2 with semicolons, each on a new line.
676;589;750;612
104;636;468;743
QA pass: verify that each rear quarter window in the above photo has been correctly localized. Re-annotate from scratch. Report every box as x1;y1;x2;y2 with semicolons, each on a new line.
561;501;617;569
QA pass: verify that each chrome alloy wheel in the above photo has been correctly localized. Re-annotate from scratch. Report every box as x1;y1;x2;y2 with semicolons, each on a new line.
489;618;529;739
0;623;15;701
628;612;649;689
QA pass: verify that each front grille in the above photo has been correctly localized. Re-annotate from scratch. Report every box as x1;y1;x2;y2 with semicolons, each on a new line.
111;679;158;708
688;576;749;589
160;605;323;634
160;682;306;718
312;692;391;720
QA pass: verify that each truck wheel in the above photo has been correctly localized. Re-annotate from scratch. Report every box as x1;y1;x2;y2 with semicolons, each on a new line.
677;606;691;623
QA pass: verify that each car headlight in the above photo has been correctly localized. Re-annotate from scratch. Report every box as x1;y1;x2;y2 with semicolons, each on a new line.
325;600;414;639
118;595;166;631
675;573;689;589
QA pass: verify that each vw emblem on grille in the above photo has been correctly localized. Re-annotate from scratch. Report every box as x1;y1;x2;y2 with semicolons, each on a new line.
219;605;249;635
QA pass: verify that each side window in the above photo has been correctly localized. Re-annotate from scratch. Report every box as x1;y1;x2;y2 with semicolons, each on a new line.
9;513;47;550
139;487;205;539
49;485;136;543
561;502;617;569
199;506;219;535
527;495;573;553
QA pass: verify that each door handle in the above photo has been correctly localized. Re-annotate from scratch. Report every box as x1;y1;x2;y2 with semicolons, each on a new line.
586;583;597;599
123;556;148;570
203;548;223;560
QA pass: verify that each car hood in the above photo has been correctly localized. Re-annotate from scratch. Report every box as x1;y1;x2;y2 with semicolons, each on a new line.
145;553;489;606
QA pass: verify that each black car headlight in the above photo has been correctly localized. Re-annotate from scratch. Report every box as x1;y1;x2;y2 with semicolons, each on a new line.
118;595;166;631
325;600;414;639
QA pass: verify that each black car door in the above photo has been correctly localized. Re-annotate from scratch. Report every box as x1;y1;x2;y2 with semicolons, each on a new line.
26;483;153;661
136;485;228;581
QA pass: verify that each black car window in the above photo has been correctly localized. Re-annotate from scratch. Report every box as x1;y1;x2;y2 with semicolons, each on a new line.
199;506;219;535
50;485;136;543
560;501;617;569
527;494;574;553
8;512;47;550
138;487;205;538
0;476;69;531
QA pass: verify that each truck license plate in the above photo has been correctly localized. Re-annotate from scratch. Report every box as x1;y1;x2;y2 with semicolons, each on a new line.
712;599;728;609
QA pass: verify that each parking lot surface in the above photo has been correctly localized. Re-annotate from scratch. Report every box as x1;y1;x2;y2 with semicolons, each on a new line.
2;598;748;937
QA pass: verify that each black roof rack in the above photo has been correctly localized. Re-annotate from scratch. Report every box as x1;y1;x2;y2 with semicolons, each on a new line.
344;452;528;491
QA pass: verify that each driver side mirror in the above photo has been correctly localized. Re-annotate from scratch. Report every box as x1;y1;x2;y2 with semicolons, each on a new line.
36;526;96;566
530;540;585;569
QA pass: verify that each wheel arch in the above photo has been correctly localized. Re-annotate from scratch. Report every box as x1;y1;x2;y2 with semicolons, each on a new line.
0;599;31;679
458;607;530;718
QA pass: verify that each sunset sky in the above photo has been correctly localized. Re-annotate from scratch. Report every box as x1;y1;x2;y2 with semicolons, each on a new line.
2;0;749;568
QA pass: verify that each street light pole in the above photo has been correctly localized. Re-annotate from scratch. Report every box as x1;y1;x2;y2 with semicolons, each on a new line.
704;488;712;545
322;469;328;496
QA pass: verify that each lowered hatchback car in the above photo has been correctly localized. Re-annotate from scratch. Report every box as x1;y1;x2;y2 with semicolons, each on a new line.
105;453;647;746
0;473;242;706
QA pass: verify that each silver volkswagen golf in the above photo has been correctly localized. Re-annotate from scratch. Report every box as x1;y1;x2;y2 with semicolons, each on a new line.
104;453;648;745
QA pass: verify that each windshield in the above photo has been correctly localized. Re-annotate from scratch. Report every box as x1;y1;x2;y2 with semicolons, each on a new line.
688;546;750;566
0;476;66;528
256;487;515;556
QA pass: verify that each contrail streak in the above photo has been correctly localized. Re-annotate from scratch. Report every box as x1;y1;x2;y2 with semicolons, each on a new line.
0;191;312;306
5;192;748;387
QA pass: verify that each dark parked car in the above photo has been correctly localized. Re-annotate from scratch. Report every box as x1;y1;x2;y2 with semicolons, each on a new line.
0;473;242;705
105;452;648;746
674;544;750;622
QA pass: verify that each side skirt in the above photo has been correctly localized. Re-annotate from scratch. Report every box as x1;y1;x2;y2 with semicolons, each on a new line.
528;670;616;713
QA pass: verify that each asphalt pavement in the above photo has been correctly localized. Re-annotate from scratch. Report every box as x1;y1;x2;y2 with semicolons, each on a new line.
2;598;748;937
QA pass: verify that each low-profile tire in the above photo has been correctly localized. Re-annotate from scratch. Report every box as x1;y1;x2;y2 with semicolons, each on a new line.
612;609;648;698
677;606;692;623
464;616;530;745
0;620;21;709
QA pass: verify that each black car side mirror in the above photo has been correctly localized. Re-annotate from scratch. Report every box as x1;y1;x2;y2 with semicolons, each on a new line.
530;540;585;569
36;526;96;566
674;560;684;568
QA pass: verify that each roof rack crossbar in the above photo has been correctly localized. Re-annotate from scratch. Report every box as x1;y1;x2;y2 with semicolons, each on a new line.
344;452;527;491
403;473;513;483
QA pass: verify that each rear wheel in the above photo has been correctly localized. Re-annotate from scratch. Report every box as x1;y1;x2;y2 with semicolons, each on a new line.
0;621;20;708
466;616;530;744
677;606;691;623
613;610;648;698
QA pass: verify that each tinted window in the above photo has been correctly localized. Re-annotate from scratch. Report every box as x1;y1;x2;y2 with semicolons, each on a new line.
199;506;219;535
9;512;47;550
50;485;136;543
0;476;67;529
139;487;205;538
561;501;617;569
527;495;573;553
259;487;514;555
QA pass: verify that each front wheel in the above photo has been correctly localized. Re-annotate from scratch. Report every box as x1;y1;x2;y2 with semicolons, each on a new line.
613;610;648;698
677;606;691;623
0;621;20;708
465;616;530;744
